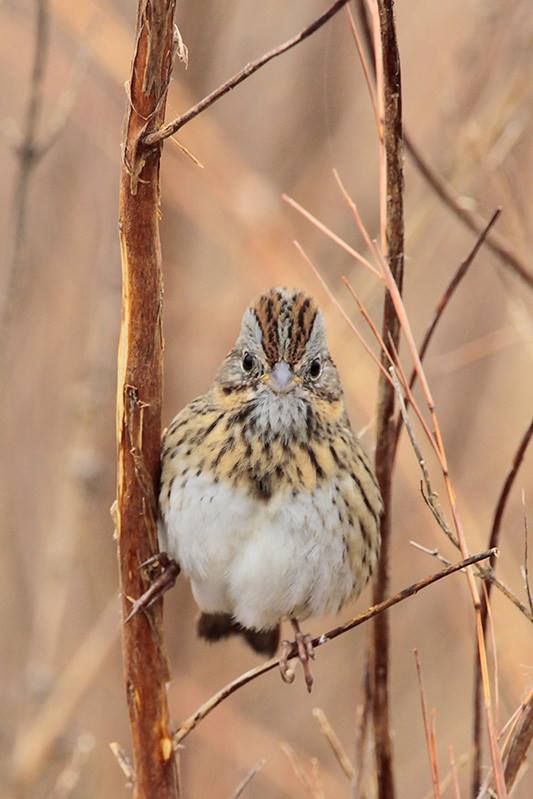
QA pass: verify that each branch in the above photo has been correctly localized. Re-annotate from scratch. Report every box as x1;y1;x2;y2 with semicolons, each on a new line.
472;418;533;797
143;0;352;145
172;550;495;747
371;2;404;797
116;2;179;797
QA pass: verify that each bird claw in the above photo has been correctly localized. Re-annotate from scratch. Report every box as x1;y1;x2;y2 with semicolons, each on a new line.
124;553;180;623
278;620;315;692
279;640;296;684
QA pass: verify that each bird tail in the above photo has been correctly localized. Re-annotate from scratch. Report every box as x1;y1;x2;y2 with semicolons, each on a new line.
197;612;280;658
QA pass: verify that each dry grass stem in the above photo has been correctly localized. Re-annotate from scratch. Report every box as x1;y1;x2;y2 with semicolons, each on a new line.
285;194;380;276
414;650;441;799
230;759;267;799
281;744;324;799
293;241;392;386
144;0;353;146
312;707;355;780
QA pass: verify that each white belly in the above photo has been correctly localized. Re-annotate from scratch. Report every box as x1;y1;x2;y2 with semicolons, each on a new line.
160;473;357;630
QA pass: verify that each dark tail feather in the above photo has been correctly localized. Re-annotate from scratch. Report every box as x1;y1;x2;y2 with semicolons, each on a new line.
197;612;280;658
241;625;280;657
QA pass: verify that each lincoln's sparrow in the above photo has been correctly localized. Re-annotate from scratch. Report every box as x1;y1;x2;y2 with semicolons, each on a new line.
159;288;382;689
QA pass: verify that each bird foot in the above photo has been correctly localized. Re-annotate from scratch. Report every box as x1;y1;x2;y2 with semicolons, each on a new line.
124;552;180;622
279;619;315;692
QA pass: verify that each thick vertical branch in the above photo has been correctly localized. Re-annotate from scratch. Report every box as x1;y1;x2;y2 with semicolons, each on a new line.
372;2;404;798
116;2;178;798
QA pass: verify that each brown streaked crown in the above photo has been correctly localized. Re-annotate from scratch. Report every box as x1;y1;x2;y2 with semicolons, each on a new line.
250;287;320;366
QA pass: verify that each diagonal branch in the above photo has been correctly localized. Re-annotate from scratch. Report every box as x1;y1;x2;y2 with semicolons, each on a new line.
144;0;352;145
172;550;495;747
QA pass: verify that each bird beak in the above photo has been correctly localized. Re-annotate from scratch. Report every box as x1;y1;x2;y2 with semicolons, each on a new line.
269;361;294;393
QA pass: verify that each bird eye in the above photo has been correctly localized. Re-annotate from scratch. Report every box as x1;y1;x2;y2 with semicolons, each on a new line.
242;351;255;372
309;358;322;379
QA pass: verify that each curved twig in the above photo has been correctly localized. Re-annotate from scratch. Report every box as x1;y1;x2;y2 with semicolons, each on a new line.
144;0;352;146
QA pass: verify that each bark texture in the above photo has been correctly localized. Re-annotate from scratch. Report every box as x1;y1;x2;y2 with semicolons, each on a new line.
116;2;179;797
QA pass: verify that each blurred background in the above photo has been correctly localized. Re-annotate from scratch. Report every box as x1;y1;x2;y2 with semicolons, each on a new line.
1;1;531;797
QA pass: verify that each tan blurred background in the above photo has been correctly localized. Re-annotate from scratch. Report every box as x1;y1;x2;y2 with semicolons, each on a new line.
1;1;532;797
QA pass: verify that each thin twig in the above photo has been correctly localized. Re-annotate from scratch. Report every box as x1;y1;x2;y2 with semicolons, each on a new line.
109;742;135;787
472;417;533;796
144;0;353;145
409;539;532;622
172;550;495;747
391;208;503;463
230;759;267;799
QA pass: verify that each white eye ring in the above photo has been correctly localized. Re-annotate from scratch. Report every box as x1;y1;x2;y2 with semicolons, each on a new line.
309;357;322;379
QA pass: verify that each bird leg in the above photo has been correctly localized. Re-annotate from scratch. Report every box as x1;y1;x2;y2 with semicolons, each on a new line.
279;617;315;692
124;552;180;622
